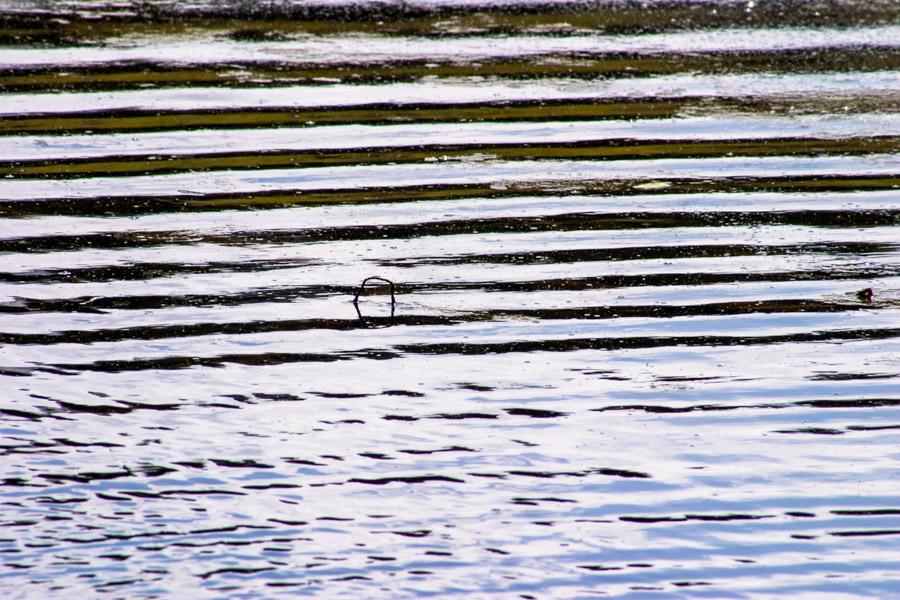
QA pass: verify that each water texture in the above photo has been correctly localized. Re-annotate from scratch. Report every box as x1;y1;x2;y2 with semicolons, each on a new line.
1;1;899;598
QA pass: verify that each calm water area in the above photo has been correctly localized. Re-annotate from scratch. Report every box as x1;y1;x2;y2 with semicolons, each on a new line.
1;1;899;597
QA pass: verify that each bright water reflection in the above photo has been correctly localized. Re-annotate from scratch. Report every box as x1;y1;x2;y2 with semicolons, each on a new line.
1;1;899;598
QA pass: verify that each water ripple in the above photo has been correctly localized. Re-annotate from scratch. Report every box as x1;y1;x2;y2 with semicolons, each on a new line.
1;2;899;598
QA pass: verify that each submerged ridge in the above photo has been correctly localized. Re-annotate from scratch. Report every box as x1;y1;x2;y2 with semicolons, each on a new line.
3;0;899;42
4;45;899;93
5;94;900;135
0;298;876;342
5;136;899;179
3;209;899;251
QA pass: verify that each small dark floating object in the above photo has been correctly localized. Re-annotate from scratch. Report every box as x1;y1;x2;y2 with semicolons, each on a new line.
352;276;397;324
856;287;873;303
353;276;396;305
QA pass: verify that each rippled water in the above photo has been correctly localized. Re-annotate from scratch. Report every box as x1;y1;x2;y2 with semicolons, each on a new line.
1;1;899;598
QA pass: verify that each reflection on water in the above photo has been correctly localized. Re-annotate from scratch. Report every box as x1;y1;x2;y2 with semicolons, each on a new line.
1;1;899;598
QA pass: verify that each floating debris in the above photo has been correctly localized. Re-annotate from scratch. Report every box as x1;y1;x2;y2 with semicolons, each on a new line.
352;276;397;306
352;276;397;323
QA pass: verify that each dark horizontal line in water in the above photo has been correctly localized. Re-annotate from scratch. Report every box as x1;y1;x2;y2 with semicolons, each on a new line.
511;496;577;505
3;96;897;136
504;467;650;479
9;465;649;498
1;268;895;314
4;47;898;93
0;98;692;135
0;299;877;345
832;509;900;516
845;424;900;431
6;136;898;179
829;529;900;537
4;241;890;285
348;475;465;485
6;394;897;428
22;327;900;374
773;427;846;435
3;209;898;254
807;371;900;381
392;327;900;357
619;513;771;523
4;177;899;218
597;398;900;413
1;261;895;315
0;258;313;284
377;241;899;269
772;424;900;434
197;567;275;580
2;1;897;43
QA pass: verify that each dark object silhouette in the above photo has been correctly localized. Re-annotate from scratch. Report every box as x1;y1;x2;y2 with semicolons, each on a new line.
855;288;873;303
353;276;396;305
352;276;397;323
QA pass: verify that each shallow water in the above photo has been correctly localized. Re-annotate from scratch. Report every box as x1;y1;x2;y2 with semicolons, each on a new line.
1;1;899;598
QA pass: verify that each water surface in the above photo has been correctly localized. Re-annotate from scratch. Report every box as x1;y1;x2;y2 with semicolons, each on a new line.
1;1;899;598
